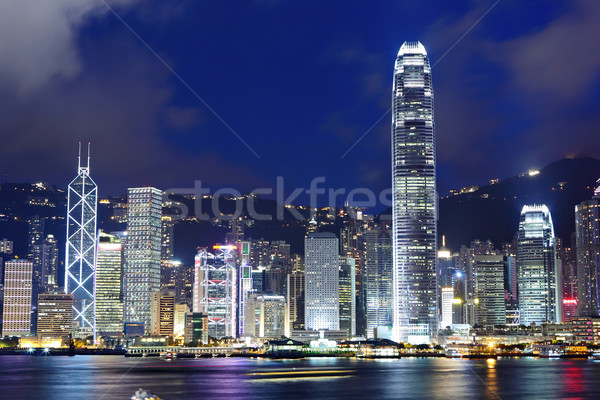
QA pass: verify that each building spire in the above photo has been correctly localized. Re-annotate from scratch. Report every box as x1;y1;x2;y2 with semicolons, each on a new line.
87;142;91;171
77;142;82;170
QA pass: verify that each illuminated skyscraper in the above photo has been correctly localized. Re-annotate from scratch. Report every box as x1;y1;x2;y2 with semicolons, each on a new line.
2;260;33;337
575;179;600;316
391;41;437;343
339;255;356;337
365;228;393;338
194;245;237;339
305;233;339;331
94;231;124;337
124;187;162;334
517;205;560;324
474;255;506;327
65;143;97;336
238;241;253;337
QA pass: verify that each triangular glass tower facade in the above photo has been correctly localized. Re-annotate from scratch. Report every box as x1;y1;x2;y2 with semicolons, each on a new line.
65;143;97;336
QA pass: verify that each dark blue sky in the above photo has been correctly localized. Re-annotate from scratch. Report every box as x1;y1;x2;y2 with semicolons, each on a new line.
1;0;599;204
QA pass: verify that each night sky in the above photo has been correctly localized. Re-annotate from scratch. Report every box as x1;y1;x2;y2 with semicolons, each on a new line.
1;0;599;203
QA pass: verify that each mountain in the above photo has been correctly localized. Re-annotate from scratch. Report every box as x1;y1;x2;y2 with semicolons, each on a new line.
438;157;600;251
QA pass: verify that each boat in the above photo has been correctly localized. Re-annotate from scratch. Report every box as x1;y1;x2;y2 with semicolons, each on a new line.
131;388;162;400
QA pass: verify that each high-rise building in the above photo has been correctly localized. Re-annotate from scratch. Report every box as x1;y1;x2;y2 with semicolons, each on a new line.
95;231;124;337
305;233;339;331
287;270;305;332
244;294;286;338
124;187;162;334
440;287;454;329
37;293;73;344
391;41;437;343
474;255;506;327
184;312;207;346
365;228;393;338
193;245;237;339
517;205;560;324
575;179;600;316
2;260;33;336
174;303;189;338
0;238;13;255
150;290;175;336
27;215;45;259
238;241;253;337
65;144;97;335
339;256;356;337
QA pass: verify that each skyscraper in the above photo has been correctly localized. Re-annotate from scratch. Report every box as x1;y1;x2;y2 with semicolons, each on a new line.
339;255;356;337
575;179;600;316
305;233;339;331
2;260;33;337
150;290;175;336
193;245;237;339
391;41;437;343
517;205;560;324
65;144;97;336
365;228;393;338
94;231;124;337
124;187;162;334
37;293;73;345
474;255;506;327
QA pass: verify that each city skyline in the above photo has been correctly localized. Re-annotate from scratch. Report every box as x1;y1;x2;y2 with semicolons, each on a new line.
1;1;599;199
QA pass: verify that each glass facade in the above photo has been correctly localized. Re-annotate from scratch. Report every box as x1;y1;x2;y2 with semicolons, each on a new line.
517;205;560;324
391;41;437;343
575;179;600;316
124;187;162;334
94;231;123;337
365;228;393;338
65;147;97;334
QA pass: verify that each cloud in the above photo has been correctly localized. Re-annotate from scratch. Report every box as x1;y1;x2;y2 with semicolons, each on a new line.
494;0;600;101
0;0;138;97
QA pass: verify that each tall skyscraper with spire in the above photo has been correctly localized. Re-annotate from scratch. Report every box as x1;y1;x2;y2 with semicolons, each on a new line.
391;42;437;343
65;143;98;337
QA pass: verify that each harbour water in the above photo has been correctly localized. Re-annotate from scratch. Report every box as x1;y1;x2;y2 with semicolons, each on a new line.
1;356;600;399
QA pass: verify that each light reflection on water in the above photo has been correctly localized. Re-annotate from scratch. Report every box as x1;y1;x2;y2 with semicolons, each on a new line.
0;356;599;399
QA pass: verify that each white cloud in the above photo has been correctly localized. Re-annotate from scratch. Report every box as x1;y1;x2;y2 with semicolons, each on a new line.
0;0;137;97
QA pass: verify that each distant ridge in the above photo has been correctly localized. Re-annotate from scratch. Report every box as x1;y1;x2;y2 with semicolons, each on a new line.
438;157;600;250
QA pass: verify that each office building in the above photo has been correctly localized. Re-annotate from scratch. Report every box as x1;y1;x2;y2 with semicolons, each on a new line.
65;144;97;335
245;294;286;338
94;231;124;337
37;293;73;344
124;187;162;334
575;179;600;316
184;312;207;346
2;260;33;337
517;205;560;324
150;290;175;336
391;41;437;343
305;233;339;331
174;303;189;338
194;245;237;339
27;215;45;259
238;241;253;337
287;270;305;332
365;228;393;338
440;287;454;329
339;256;356;337
474;255;506;327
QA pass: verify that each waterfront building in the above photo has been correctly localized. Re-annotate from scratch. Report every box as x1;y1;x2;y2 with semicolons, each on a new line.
391;41;437;343
517;205;560;324
571;316;600;342
575;179;600;316
305;233;339;331
124;187;162;334
2;260;33;336
193;245;237;339
173;303;189;338
184;312;207;346
339;256;356;337
150;290;175;337
245;294;286;338
94;231;124;337
474;255;506;327
65;144;97;336
238;241;253;337
365;228;393;339
37;293;73;345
